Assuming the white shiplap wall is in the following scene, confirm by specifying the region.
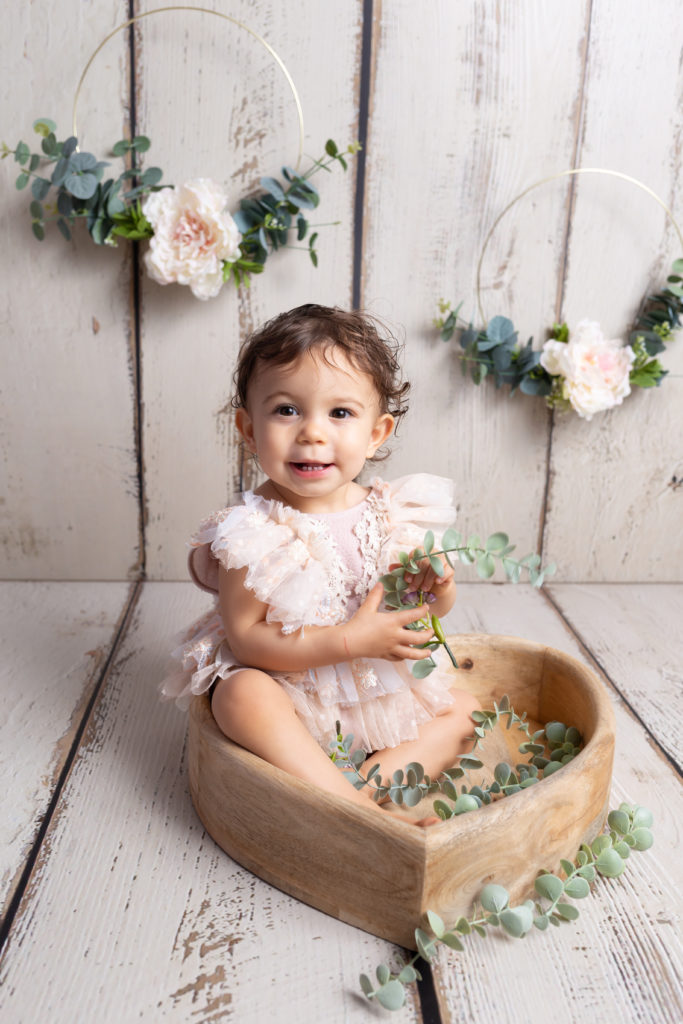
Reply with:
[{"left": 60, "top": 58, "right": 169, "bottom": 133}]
[{"left": 1, "top": 0, "right": 681, "bottom": 581}]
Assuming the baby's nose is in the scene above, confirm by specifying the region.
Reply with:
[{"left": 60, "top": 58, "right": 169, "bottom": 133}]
[{"left": 297, "top": 415, "right": 327, "bottom": 443}]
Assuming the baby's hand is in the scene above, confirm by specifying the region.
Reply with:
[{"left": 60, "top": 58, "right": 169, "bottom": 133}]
[
  {"left": 399, "top": 548, "right": 455, "bottom": 597},
  {"left": 342, "top": 583, "right": 434, "bottom": 662}
]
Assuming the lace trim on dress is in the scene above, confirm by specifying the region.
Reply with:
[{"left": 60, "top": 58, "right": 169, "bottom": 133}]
[{"left": 352, "top": 482, "right": 389, "bottom": 602}]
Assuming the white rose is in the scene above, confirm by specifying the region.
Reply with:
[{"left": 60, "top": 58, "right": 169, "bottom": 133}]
[
  {"left": 142, "top": 179, "right": 241, "bottom": 300},
  {"left": 540, "top": 319, "right": 635, "bottom": 420}
]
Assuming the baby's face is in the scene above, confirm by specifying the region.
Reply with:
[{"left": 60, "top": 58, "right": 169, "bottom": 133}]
[{"left": 236, "top": 347, "right": 394, "bottom": 512}]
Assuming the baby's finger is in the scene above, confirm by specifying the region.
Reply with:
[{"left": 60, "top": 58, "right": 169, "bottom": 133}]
[{"left": 398, "top": 643, "right": 435, "bottom": 661}]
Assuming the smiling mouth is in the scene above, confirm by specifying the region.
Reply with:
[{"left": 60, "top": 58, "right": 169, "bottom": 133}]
[{"left": 290, "top": 462, "right": 332, "bottom": 473}]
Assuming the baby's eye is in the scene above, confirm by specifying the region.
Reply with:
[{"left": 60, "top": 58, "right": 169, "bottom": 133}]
[
  {"left": 274, "top": 404, "right": 298, "bottom": 417},
  {"left": 330, "top": 408, "right": 354, "bottom": 419}
]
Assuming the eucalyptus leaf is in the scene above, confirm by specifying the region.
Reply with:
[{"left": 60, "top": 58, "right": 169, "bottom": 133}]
[
  {"left": 480, "top": 884, "right": 509, "bottom": 913},
  {"left": 534, "top": 873, "right": 564, "bottom": 901},
  {"left": 376, "top": 980, "right": 406, "bottom": 1011},
  {"left": 563, "top": 876, "right": 590, "bottom": 899}
]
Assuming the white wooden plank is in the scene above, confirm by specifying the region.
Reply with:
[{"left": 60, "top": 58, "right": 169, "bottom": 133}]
[
  {"left": 0, "top": 582, "right": 421, "bottom": 1023},
  {"left": 0, "top": 0, "right": 140, "bottom": 578},
  {"left": 0, "top": 581, "right": 132, "bottom": 918},
  {"left": 548, "top": 584, "right": 683, "bottom": 768},
  {"left": 139, "top": 0, "right": 362, "bottom": 579},
  {"left": 432, "top": 584, "right": 683, "bottom": 1023},
  {"left": 543, "top": 0, "right": 683, "bottom": 581},
  {"left": 361, "top": 0, "right": 591, "bottom": 566}
]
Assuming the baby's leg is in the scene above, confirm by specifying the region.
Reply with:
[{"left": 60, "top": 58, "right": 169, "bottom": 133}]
[
  {"left": 362, "top": 687, "right": 481, "bottom": 783},
  {"left": 211, "top": 670, "right": 435, "bottom": 825}
]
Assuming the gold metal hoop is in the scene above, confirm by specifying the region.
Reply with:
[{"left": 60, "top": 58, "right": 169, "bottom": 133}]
[
  {"left": 475, "top": 168, "right": 683, "bottom": 325},
  {"left": 72, "top": 5, "right": 305, "bottom": 170}
]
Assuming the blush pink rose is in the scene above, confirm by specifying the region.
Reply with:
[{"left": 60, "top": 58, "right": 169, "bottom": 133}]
[{"left": 540, "top": 320, "right": 635, "bottom": 420}]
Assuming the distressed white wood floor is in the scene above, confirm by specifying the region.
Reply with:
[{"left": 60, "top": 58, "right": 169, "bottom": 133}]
[{"left": 1, "top": 581, "right": 681, "bottom": 1024}]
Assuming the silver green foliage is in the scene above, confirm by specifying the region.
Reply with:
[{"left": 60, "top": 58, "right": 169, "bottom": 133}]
[
  {"left": 329, "top": 697, "right": 583, "bottom": 818},
  {"left": 2, "top": 120, "right": 357, "bottom": 287},
  {"left": 380, "top": 527, "right": 556, "bottom": 679},
  {"left": 360, "top": 803, "right": 655, "bottom": 1010}
]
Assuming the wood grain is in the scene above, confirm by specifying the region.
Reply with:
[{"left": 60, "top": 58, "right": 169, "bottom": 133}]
[
  {"left": 548, "top": 583, "right": 683, "bottom": 768},
  {"left": 360, "top": 0, "right": 590, "bottom": 564},
  {"left": 542, "top": 0, "right": 683, "bottom": 581},
  {"left": 0, "top": 582, "right": 421, "bottom": 1023},
  {"left": 189, "top": 632, "right": 614, "bottom": 949},
  {"left": 433, "top": 584, "right": 683, "bottom": 1024},
  {"left": 0, "top": 0, "right": 140, "bottom": 579},
  {"left": 0, "top": 581, "right": 133, "bottom": 917},
  {"left": 139, "top": 0, "right": 363, "bottom": 580}
]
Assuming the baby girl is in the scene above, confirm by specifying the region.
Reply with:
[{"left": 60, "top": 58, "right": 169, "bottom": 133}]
[{"left": 162, "top": 304, "right": 480, "bottom": 825}]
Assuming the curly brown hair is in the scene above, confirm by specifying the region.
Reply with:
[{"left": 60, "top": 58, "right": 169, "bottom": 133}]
[{"left": 232, "top": 304, "right": 409, "bottom": 457}]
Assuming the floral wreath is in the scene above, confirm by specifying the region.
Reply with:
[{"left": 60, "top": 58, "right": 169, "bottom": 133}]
[
  {"left": 435, "top": 169, "right": 683, "bottom": 420},
  {"left": 2, "top": 7, "right": 357, "bottom": 300}
]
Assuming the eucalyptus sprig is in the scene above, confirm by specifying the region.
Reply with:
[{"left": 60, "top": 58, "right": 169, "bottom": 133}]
[
  {"left": 380, "top": 527, "right": 556, "bottom": 678},
  {"left": 433, "top": 257, "right": 683, "bottom": 408},
  {"left": 329, "top": 697, "right": 583, "bottom": 816},
  {"left": 360, "top": 803, "right": 655, "bottom": 1011},
  {"left": 2, "top": 118, "right": 357, "bottom": 288}
]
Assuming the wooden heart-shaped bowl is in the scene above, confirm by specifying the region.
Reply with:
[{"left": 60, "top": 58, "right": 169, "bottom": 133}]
[{"left": 188, "top": 634, "right": 615, "bottom": 949}]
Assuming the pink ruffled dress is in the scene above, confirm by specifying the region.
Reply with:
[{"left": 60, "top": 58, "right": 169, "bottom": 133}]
[{"left": 160, "top": 474, "right": 458, "bottom": 753}]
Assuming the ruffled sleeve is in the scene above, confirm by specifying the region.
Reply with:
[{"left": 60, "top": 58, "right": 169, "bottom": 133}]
[
  {"left": 376, "top": 473, "right": 456, "bottom": 573},
  {"left": 188, "top": 494, "right": 345, "bottom": 633}
]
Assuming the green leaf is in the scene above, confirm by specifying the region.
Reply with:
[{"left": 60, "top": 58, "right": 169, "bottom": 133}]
[
  {"left": 112, "top": 139, "right": 130, "bottom": 157},
  {"left": 31, "top": 176, "right": 51, "bottom": 201},
  {"left": 359, "top": 973, "right": 374, "bottom": 997},
  {"left": 534, "top": 873, "right": 564, "bottom": 901},
  {"left": 563, "top": 876, "right": 590, "bottom": 899},
  {"left": 480, "top": 884, "right": 509, "bottom": 914},
  {"left": 534, "top": 915, "right": 549, "bottom": 930},
  {"left": 631, "top": 827, "right": 654, "bottom": 851},
  {"left": 325, "top": 139, "right": 339, "bottom": 157},
  {"left": 453, "top": 794, "right": 480, "bottom": 814},
  {"left": 41, "top": 132, "right": 57, "bottom": 156},
  {"left": 376, "top": 963, "right": 390, "bottom": 985},
  {"left": 69, "top": 151, "right": 97, "bottom": 172},
  {"left": 494, "top": 762, "right": 512, "bottom": 786},
  {"left": 554, "top": 901, "right": 580, "bottom": 921},
  {"left": 423, "top": 530, "right": 434, "bottom": 554},
  {"left": 65, "top": 171, "right": 98, "bottom": 199},
  {"left": 476, "top": 553, "right": 495, "bottom": 579},
  {"left": 415, "top": 928, "right": 435, "bottom": 962},
  {"left": 57, "top": 218, "right": 71, "bottom": 241},
  {"left": 499, "top": 905, "right": 533, "bottom": 937},
  {"left": 15, "top": 141, "right": 30, "bottom": 165},
  {"left": 31, "top": 222, "right": 45, "bottom": 241},
  {"left": 141, "top": 167, "right": 163, "bottom": 186},
  {"left": 376, "top": 980, "right": 406, "bottom": 1011},
  {"left": 632, "top": 807, "right": 654, "bottom": 829},
  {"left": 427, "top": 910, "right": 445, "bottom": 938},
  {"left": 486, "top": 315, "right": 516, "bottom": 344},
  {"left": 16, "top": 172, "right": 29, "bottom": 190},
  {"left": 33, "top": 117, "right": 57, "bottom": 137},
  {"left": 397, "top": 964, "right": 418, "bottom": 984},
  {"left": 441, "top": 528, "right": 461, "bottom": 551},
  {"left": 30, "top": 200, "right": 43, "bottom": 219},
  {"left": 411, "top": 657, "right": 436, "bottom": 679},
  {"left": 485, "top": 532, "right": 509, "bottom": 553},
  {"left": 595, "top": 848, "right": 627, "bottom": 878},
  {"left": 607, "top": 809, "right": 630, "bottom": 835},
  {"left": 560, "top": 859, "right": 575, "bottom": 877},
  {"left": 441, "top": 931, "right": 465, "bottom": 951},
  {"left": 260, "top": 176, "right": 286, "bottom": 201}
]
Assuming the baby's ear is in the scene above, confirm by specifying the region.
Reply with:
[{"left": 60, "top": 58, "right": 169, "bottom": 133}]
[
  {"left": 235, "top": 408, "right": 257, "bottom": 452},
  {"left": 367, "top": 412, "right": 395, "bottom": 456}
]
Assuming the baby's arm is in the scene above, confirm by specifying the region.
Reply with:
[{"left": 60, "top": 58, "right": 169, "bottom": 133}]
[{"left": 218, "top": 565, "right": 434, "bottom": 671}]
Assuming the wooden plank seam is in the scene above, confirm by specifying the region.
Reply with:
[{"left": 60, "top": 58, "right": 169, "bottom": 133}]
[
  {"left": 0, "top": 581, "right": 143, "bottom": 955},
  {"left": 542, "top": 586, "right": 682, "bottom": 777}
]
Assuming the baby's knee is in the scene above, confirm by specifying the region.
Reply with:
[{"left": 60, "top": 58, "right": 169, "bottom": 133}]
[
  {"left": 211, "top": 668, "right": 273, "bottom": 721},
  {"left": 449, "top": 688, "right": 482, "bottom": 721}
]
